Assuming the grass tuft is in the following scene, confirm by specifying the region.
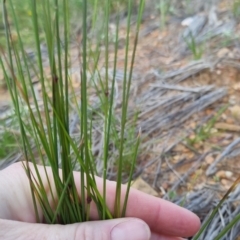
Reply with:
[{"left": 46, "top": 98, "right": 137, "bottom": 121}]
[{"left": 1, "top": 0, "right": 145, "bottom": 224}]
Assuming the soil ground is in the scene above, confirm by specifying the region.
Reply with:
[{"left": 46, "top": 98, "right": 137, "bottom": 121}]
[{"left": 118, "top": 0, "right": 240, "bottom": 200}]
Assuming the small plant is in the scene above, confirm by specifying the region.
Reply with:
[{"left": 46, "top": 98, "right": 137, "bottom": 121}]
[
  {"left": 0, "top": 113, "right": 22, "bottom": 160},
  {"left": 1, "top": 0, "right": 145, "bottom": 224},
  {"left": 184, "top": 0, "right": 193, "bottom": 14},
  {"left": 233, "top": 0, "right": 240, "bottom": 18},
  {"left": 168, "top": 190, "right": 177, "bottom": 201},
  {"left": 184, "top": 31, "right": 204, "bottom": 60},
  {"left": 156, "top": 0, "right": 171, "bottom": 29},
  {"left": 186, "top": 105, "right": 228, "bottom": 147},
  {"left": 0, "top": 128, "right": 17, "bottom": 158}
]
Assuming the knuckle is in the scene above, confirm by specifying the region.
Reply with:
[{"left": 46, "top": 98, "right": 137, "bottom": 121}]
[{"left": 75, "top": 224, "right": 109, "bottom": 240}]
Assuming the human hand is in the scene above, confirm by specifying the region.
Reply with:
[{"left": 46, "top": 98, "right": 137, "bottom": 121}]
[{"left": 0, "top": 162, "right": 200, "bottom": 240}]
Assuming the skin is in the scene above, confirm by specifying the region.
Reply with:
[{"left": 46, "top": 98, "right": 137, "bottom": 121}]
[{"left": 0, "top": 162, "right": 201, "bottom": 240}]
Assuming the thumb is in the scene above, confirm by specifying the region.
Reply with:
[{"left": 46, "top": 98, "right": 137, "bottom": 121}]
[{"left": 0, "top": 218, "right": 151, "bottom": 240}]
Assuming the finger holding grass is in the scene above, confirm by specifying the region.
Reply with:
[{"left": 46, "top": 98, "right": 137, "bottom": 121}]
[{"left": 0, "top": 162, "right": 200, "bottom": 240}]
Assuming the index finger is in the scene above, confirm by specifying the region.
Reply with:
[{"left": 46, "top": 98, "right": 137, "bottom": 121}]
[{"left": 92, "top": 176, "right": 200, "bottom": 238}]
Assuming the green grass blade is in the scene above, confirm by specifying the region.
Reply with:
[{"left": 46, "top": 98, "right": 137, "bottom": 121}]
[{"left": 193, "top": 176, "right": 240, "bottom": 239}]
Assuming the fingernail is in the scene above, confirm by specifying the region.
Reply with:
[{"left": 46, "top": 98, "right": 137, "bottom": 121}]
[{"left": 111, "top": 220, "right": 150, "bottom": 240}]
